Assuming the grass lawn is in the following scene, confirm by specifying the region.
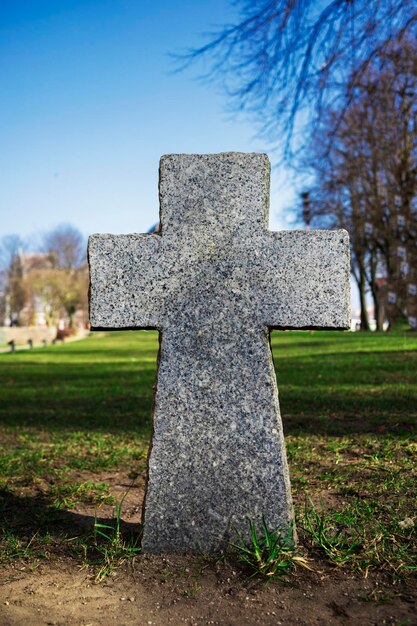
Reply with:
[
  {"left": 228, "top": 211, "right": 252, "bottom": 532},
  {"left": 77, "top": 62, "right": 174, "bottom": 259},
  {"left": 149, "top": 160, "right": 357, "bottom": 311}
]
[{"left": 0, "top": 329, "right": 416, "bottom": 582}]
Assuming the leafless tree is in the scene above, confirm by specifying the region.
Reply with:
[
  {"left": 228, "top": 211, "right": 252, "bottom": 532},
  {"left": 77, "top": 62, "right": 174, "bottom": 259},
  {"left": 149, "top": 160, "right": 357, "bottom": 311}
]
[
  {"left": 0, "top": 235, "right": 26, "bottom": 325},
  {"left": 6, "top": 254, "right": 27, "bottom": 326},
  {"left": 184, "top": 0, "right": 417, "bottom": 160},
  {"left": 0, "top": 234, "right": 24, "bottom": 274},
  {"left": 305, "top": 40, "right": 417, "bottom": 329},
  {"left": 43, "top": 223, "right": 85, "bottom": 270}
]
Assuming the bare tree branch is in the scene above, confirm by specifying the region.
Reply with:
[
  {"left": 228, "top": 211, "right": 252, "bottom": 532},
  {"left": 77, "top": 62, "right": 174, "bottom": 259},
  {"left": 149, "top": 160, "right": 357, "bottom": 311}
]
[{"left": 181, "top": 0, "right": 417, "bottom": 161}]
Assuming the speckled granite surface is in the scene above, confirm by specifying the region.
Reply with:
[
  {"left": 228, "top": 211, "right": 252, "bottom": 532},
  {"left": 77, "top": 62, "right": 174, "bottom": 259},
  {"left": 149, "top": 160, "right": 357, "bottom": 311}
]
[{"left": 88, "top": 153, "right": 350, "bottom": 552}]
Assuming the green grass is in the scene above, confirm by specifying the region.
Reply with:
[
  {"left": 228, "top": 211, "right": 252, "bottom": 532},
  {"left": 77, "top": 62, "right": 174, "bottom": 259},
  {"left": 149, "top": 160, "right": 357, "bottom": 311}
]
[
  {"left": 231, "top": 517, "right": 307, "bottom": 580},
  {"left": 90, "top": 494, "right": 141, "bottom": 581},
  {"left": 50, "top": 481, "right": 115, "bottom": 510},
  {"left": 0, "top": 328, "right": 416, "bottom": 579}
]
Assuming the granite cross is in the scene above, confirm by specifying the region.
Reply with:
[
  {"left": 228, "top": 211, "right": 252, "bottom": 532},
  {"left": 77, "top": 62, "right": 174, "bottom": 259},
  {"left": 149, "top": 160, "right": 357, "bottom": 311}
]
[{"left": 88, "top": 153, "right": 350, "bottom": 552}]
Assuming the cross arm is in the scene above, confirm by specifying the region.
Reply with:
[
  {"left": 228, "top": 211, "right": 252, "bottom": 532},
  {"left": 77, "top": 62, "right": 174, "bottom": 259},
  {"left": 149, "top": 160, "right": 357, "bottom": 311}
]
[
  {"left": 88, "top": 233, "right": 163, "bottom": 330},
  {"left": 258, "top": 230, "right": 350, "bottom": 330}
]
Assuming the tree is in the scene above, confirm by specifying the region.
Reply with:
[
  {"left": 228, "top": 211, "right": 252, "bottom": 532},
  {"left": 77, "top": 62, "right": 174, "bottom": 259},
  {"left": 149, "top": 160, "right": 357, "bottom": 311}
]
[
  {"left": 0, "top": 226, "right": 87, "bottom": 327},
  {"left": 0, "top": 234, "right": 24, "bottom": 294},
  {"left": 0, "top": 235, "right": 26, "bottom": 325},
  {"left": 305, "top": 41, "right": 417, "bottom": 329},
  {"left": 26, "top": 266, "right": 88, "bottom": 328},
  {"left": 41, "top": 224, "right": 87, "bottom": 326},
  {"left": 185, "top": 0, "right": 417, "bottom": 160},
  {"left": 43, "top": 224, "right": 85, "bottom": 270},
  {"left": 7, "top": 254, "right": 28, "bottom": 325},
  {"left": 0, "top": 234, "right": 24, "bottom": 271}
]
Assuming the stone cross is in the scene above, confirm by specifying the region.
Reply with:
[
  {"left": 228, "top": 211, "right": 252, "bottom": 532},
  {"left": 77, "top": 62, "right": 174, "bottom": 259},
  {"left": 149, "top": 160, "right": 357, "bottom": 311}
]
[{"left": 88, "top": 153, "right": 350, "bottom": 552}]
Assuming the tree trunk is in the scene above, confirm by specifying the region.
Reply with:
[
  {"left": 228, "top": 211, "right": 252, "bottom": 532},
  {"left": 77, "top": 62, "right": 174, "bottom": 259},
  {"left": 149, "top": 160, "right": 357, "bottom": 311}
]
[
  {"left": 368, "top": 251, "right": 382, "bottom": 331},
  {"left": 353, "top": 261, "right": 370, "bottom": 331},
  {"left": 369, "top": 283, "right": 381, "bottom": 331},
  {"left": 358, "top": 275, "right": 370, "bottom": 331}
]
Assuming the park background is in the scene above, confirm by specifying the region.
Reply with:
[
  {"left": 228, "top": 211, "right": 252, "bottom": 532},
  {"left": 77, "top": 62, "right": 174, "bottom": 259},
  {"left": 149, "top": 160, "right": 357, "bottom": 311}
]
[
  {"left": 2, "top": 0, "right": 416, "bottom": 335},
  {"left": 0, "top": 2, "right": 416, "bottom": 625}
]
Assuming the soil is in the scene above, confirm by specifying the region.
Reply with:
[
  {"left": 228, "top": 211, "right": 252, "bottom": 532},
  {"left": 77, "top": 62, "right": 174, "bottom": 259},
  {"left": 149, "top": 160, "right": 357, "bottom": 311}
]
[
  {"left": 1, "top": 555, "right": 416, "bottom": 626},
  {"left": 1, "top": 474, "right": 416, "bottom": 626}
]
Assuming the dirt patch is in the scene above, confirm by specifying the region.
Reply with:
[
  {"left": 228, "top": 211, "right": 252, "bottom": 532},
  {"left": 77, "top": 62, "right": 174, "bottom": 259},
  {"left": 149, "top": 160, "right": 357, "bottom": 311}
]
[
  {"left": 1, "top": 467, "right": 416, "bottom": 626},
  {"left": 1, "top": 555, "right": 416, "bottom": 626}
]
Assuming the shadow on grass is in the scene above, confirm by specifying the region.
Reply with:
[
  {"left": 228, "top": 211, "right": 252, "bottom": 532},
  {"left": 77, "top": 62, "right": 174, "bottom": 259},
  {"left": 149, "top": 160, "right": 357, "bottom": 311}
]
[
  {"left": 0, "top": 367, "right": 415, "bottom": 436},
  {"left": 0, "top": 489, "right": 141, "bottom": 558},
  {"left": 282, "top": 412, "right": 415, "bottom": 437},
  {"left": 0, "top": 335, "right": 415, "bottom": 436}
]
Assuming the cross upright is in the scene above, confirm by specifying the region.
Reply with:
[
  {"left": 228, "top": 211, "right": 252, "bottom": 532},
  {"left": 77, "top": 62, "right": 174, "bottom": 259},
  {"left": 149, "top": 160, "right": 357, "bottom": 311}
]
[{"left": 88, "top": 153, "right": 350, "bottom": 552}]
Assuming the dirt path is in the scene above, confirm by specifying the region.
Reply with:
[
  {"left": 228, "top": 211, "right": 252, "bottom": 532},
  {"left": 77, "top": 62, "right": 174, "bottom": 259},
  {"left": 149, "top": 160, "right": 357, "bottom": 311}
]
[{"left": 1, "top": 555, "right": 416, "bottom": 626}]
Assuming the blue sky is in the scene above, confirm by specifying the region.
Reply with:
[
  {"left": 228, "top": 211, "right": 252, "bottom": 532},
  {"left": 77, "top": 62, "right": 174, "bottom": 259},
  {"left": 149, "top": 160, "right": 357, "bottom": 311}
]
[{"left": 0, "top": 0, "right": 297, "bottom": 244}]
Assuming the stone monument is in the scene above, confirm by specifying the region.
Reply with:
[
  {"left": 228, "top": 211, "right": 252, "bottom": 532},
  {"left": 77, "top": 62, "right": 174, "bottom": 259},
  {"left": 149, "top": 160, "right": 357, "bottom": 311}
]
[{"left": 88, "top": 153, "right": 350, "bottom": 552}]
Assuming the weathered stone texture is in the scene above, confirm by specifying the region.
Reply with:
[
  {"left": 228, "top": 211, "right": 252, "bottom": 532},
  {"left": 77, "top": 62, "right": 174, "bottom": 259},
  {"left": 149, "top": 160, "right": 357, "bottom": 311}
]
[{"left": 88, "top": 152, "right": 350, "bottom": 552}]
